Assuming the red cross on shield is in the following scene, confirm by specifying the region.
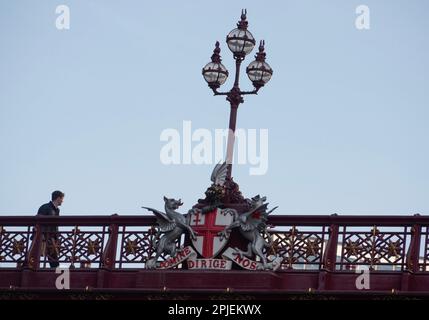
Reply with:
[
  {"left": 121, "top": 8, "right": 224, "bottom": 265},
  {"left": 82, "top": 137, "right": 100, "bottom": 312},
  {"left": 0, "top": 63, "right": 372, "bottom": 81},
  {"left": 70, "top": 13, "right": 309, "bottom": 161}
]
[{"left": 189, "top": 208, "right": 234, "bottom": 258}]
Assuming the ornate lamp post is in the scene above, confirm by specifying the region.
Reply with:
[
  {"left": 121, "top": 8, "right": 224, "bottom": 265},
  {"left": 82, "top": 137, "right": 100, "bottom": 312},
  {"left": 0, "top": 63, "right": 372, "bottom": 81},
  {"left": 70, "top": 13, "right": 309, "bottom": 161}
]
[{"left": 202, "top": 9, "right": 273, "bottom": 204}]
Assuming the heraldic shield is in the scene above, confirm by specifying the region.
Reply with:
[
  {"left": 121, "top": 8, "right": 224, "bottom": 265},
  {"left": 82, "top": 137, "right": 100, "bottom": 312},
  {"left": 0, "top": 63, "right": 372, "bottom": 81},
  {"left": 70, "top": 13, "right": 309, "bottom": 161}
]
[{"left": 189, "top": 208, "right": 234, "bottom": 258}]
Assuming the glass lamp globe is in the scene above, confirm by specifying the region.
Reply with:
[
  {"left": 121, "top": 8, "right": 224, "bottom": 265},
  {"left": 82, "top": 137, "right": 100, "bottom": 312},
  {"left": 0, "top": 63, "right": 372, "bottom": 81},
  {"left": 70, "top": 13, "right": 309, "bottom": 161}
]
[
  {"left": 202, "top": 42, "right": 229, "bottom": 89},
  {"left": 246, "top": 40, "right": 273, "bottom": 89},
  {"left": 226, "top": 10, "right": 256, "bottom": 58}
]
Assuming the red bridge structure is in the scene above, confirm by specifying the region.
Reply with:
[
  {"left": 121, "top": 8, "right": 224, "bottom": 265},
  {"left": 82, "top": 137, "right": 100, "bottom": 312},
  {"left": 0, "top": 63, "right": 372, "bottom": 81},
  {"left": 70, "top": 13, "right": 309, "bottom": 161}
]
[{"left": 0, "top": 214, "right": 428, "bottom": 300}]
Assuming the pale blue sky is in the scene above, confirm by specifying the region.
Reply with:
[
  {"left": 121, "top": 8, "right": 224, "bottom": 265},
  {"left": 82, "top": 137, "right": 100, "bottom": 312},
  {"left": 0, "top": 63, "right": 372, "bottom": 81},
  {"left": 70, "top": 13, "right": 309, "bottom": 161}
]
[{"left": 0, "top": 0, "right": 428, "bottom": 215}]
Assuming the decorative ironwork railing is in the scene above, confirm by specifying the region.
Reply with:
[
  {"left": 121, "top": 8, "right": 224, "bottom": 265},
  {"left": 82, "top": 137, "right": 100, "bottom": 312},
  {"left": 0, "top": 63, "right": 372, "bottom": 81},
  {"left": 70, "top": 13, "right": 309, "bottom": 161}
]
[{"left": 0, "top": 215, "right": 428, "bottom": 272}]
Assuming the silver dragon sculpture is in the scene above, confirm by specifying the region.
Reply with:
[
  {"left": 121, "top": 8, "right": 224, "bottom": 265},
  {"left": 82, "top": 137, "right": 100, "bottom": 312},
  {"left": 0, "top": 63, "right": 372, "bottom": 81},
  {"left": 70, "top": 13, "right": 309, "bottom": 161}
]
[
  {"left": 142, "top": 196, "right": 197, "bottom": 269},
  {"left": 219, "top": 195, "right": 278, "bottom": 269}
]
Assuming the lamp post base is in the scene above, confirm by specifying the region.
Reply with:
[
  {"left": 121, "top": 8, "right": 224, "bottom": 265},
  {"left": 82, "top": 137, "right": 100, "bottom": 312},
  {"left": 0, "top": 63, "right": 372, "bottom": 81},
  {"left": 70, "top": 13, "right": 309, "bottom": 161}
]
[{"left": 194, "top": 176, "right": 249, "bottom": 213}]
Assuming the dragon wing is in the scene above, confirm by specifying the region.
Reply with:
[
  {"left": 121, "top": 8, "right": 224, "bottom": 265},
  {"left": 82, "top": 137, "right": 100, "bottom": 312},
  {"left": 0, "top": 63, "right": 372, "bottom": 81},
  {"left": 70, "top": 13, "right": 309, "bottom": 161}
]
[
  {"left": 142, "top": 206, "right": 177, "bottom": 232},
  {"left": 210, "top": 162, "right": 228, "bottom": 186},
  {"left": 240, "top": 203, "right": 278, "bottom": 232}
]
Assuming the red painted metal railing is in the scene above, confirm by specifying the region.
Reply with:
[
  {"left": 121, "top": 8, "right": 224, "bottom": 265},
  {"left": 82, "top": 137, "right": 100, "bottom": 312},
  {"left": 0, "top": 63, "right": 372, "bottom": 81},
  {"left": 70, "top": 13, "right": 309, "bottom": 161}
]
[
  {"left": 1, "top": 214, "right": 429, "bottom": 299},
  {"left": 1, "top": 214, "right": 428, "bottom": 272}
]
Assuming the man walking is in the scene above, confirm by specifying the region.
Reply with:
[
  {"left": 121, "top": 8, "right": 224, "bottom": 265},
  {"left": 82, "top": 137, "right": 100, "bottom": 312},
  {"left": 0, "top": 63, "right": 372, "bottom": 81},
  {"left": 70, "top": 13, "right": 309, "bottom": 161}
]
[{"left": 37, "top": 190, "right": 65, "bottom": 268}]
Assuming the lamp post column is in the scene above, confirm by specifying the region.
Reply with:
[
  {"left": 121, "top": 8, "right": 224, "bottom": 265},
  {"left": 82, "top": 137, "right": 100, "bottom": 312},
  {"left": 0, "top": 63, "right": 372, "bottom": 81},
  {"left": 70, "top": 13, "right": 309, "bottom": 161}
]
[
  {"left": 225, "top": 57, "right": 244, "bottom": 179},
  {"left": 201, "top": 10, "right": 273, "bottom": 207}
]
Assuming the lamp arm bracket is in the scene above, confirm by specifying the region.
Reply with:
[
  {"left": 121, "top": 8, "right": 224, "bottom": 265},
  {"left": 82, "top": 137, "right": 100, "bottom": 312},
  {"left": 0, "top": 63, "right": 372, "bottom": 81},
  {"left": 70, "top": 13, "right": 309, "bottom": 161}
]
[
  {"left": 212, "top": 88, "right": 229, "bottom": 96},
  {"left": 240, "top": 88, "right": 260, "bottom": 95}
]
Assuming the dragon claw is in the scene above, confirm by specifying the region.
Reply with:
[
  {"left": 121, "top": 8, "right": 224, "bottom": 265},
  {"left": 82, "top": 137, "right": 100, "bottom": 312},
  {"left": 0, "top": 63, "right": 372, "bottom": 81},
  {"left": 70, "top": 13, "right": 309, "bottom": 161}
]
[
  {"left": 218, "top": 230, "right": 230, "bottom": 240},
  {"left": 190, "top": 231, "right": 198, "bottom": 241}
]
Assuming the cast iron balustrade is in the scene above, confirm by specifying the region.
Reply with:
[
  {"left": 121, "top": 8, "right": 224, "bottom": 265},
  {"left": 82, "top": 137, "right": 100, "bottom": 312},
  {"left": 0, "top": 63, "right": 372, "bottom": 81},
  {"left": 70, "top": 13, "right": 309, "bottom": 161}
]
[
  {"left": 0, "top": 214, "right": 428, "bottom": 271},
  {"left": 1, "top": 214, "right": 429, "bottom": 297}
]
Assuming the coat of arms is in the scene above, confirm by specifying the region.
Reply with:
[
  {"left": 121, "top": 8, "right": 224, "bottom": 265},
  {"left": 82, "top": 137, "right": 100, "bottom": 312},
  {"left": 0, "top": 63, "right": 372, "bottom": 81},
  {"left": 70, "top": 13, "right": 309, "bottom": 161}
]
[{"left": 142, "top": 163, "right": 283, "bottom": 271}]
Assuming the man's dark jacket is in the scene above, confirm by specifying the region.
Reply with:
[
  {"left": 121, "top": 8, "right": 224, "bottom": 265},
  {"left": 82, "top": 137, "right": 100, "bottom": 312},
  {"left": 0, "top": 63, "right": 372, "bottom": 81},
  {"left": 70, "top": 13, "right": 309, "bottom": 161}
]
[{"left": 37, "top": 202, "right": 59, "bottom": 233}]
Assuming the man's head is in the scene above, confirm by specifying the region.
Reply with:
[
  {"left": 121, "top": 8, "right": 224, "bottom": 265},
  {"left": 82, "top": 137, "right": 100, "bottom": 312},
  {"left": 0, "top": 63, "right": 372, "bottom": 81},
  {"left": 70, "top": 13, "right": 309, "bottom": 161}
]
[{"left": 51, "top": 190, "right": 65, "bottom": 207}]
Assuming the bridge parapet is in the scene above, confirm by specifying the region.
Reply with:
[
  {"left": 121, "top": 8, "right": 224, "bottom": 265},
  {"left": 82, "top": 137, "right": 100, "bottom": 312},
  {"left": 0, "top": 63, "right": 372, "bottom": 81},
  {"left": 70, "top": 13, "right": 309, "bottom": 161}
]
[
  {"left": 1, "top": 215, "right": 428, "bottom": 297},
  {"left": 0, "top": 215, "right": 428, "bottom": 271}
]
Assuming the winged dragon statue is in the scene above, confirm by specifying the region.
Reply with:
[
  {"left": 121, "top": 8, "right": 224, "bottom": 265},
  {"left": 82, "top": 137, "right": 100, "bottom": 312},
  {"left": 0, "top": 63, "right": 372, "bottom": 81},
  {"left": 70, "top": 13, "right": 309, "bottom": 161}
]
[
  {"left": 219, "top": 195, "right": 279, "bottom": 269},
  {"left": 142, "top": 196, "right": 197, "bottom": 269}
]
